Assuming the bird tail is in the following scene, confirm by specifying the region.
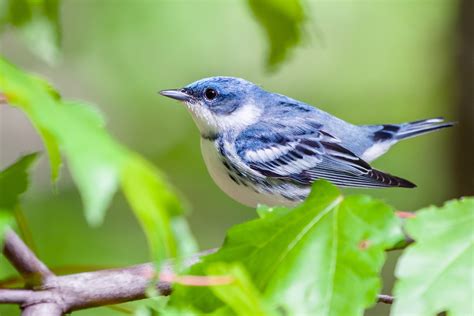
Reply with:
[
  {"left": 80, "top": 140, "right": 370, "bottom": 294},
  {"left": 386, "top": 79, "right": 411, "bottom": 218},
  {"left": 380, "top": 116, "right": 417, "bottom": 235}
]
[
  {"left": 368, "top": 169, "right": 417, "bottom": 188},
  {"left": 394, "top": 117, "right": 454, "bottom": 140}
]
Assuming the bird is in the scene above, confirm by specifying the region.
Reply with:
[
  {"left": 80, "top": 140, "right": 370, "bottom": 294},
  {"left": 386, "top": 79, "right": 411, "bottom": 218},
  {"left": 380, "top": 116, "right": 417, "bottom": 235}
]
[{"left": 160, "top": 77, "right": 453, "bottom": 207}]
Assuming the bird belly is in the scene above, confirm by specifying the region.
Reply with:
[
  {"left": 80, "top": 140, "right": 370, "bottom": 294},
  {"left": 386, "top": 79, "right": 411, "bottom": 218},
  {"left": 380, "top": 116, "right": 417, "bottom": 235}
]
[
  {"left": 361, "top": 141, "right": 394, "bottom": 162},
  {"left": 200, "top": 139, "right": 299, "bottom": 208}
]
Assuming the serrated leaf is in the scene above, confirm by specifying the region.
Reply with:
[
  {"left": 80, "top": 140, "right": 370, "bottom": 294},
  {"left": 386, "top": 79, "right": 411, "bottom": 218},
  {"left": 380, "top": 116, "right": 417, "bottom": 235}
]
[
  {"left": 247, "top": 0, "right": 305, "bottom": 71},
  {"left": 206, "top": 262, "right": 273, "bottom": 316},
  {"left": 0, "top": 153, "right": 38, "bottom": 211},
  {"left": 392, "top": 198, "right": 474, "bottom": 316},
  {"left": 0, "top": 57, "right": 196, "bottom": 263},
  {"left": 172, "top": 181, "right": 404, "bottom": 315},
  {"left": 0, "top": 57, "right": 131, "bottom": 225},
  {"left": 3, "top": 59, "right": 123, "bottom": 225},
  {"left": 53, "top": 101, "right": 124, "bottom": 225},
  {"left": 0, "top": 153, "right": 38, "bottom": 245}
]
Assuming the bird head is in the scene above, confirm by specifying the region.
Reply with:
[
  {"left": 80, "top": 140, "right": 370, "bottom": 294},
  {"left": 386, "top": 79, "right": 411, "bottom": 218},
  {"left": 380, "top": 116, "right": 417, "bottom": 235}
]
[{"left": 160, "top": 77, "right": 264, "bottom": 138}]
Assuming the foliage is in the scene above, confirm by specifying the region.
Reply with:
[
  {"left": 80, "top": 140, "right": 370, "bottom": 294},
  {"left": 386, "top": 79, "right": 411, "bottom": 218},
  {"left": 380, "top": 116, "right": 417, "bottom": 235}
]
[
  {"left": 170, "top": 181, "right": 405, "bottom": 315},
  {"left": 0, "top": 0, "right": 61, "bottom": 64},
  {"left": 0, "top": 153, "right": 37, "bottom": 213},
  {"left": 247, "top": 0, "right": 305, "bottom": 71},
  {"left": 0, "top": 0, "right": 305, "bottom": 70},
  {"left": 392, "top": 198, "right": 474, "bottom": 316},
  {"left": 0, "top": 153, "right": 37, "bottom": 245},
  {"left": 164, "top": 184, "right": 473, "bottom": 315},
  {"left": 206, "top": 263, "right": 272, "bottom": 316},
  {"left": 0, "top": 59, "right": 195, "bottom": 263}
]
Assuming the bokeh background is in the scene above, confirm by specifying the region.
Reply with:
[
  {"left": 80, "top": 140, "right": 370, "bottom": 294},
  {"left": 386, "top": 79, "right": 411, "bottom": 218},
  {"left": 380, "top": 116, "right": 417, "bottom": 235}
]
[{"left": 1, "top": 0, "right": 472, "bottom": 315}]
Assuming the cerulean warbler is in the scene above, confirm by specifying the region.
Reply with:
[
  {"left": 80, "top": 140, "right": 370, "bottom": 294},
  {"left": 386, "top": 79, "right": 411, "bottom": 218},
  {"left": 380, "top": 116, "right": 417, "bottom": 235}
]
[{"left": 160, "top": 77, "right": 453, "bottom": 207}]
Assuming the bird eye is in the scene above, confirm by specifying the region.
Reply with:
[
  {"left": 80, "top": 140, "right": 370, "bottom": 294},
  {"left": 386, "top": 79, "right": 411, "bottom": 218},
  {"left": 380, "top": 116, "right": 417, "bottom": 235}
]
[{"left": 204, "top": 88, "right": 218, "bottom": 100}]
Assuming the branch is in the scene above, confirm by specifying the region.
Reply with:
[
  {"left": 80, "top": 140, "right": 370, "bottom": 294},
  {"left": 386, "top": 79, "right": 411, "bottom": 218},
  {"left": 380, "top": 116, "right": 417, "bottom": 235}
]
[
  {"left": 1, "top": 229, "right": 215, "bottom": 314},
  {"left": 2, "top": 229, "right": 54, "bottom": 286},
  {"left": 386, "top": 211, "right": 416, "bottom": 251},
  {"left": 1, "top": 230, "right": 393, "bottom": 314},
  {"left": 0, "top": 289, "right": 34, "bottom": 304},
  {"left": 55, "top": 263, "right": 164, "bottom": 310},
  {"left": 386, "top": 236, "right": 415, "bottom": 251},
  {"left": 22, "top": 303, "right": 63, "bottom": 316},
  {"left": 377, "top": 294, "right": 394, "bottom": 304}
]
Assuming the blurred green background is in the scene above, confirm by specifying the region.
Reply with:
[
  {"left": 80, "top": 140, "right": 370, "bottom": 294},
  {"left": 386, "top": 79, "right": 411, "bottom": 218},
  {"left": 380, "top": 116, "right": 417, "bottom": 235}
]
[{"left": 0, "top": 0, "right": 468, "bottom": 315}]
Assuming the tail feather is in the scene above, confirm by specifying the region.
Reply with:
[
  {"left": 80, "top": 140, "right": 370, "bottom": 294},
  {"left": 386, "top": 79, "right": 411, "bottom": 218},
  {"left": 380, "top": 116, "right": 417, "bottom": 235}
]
[
  {"left": 368, "top": 169, "right": 416, "bottom": 188},
  {"left": 365, "top": 117, "right": 454, "bottom": 162},
  {"left": 395, "top": 117, "right": 454, "bottom": 140}
]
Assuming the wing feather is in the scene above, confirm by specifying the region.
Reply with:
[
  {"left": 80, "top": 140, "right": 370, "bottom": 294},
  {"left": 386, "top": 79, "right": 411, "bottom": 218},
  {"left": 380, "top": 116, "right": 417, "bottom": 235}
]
[{"left": 235, "top": 123, "right": 415, "bottom": 188}]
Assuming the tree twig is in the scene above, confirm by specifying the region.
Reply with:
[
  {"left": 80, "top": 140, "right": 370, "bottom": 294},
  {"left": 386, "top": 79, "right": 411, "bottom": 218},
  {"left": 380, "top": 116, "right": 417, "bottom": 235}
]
[
  {"left": 0, "top": 289, "right": 34, "bottom": 304},
  {"left": 3, "top": 229, "right": 54, "bottom": 286},
  {"left": 22, "top": 303, "right": 63, "bottom": 316},
  {"left": 1, "top": 229, "right": 215, "bottom": 314},
  {"left": 386, "top": 236, "right": 415, "bottom": 251},
  {"left": 377, "top": 294, "right": 394, "bottom": 304},
  {"left": 14, "top": 206, "right": 39, "bottom": 255}
]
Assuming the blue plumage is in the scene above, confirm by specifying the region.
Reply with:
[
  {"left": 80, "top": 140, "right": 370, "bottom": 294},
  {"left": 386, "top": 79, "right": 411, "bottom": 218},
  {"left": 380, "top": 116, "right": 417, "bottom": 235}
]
[{"left": 160, "top": 77, "right": 454, "bottom": 207}]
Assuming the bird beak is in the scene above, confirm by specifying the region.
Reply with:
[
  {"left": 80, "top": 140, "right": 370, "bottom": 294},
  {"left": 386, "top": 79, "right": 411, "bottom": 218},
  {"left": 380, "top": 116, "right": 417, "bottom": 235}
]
[{"left": 159, "top": 89, "right": 192, "bottom": 102}]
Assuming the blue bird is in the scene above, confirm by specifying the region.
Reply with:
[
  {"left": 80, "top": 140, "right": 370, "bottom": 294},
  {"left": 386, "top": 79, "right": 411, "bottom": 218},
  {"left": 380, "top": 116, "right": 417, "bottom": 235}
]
[{"left": 160, "top": 77, "right": 453, "bottom": 207}]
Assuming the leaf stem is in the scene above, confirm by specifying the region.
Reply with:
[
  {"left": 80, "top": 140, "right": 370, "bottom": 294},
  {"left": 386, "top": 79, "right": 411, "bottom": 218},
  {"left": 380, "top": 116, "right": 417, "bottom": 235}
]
[{"left": 14, "top": 206, "right": 38, "bottom": 255}]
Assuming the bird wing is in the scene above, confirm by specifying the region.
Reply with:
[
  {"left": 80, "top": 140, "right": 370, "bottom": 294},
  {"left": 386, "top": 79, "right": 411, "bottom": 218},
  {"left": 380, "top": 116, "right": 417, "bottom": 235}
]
[{"left": 235, "top": 122, "right": 415, "bottom": 188}]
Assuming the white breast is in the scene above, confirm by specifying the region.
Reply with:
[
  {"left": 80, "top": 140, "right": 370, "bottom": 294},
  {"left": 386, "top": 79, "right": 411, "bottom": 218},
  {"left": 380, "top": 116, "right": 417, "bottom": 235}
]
[{"left": 200, "top": 138, "right": 297, "bottom": 208}]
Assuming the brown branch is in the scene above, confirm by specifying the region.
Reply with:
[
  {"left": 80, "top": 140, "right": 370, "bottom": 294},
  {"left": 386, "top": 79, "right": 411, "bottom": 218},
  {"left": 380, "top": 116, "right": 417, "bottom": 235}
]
[
  {"left": 377, "top": 294, "right": 394, "bottom": 304},
  {"left": 0, "top": 289, "right": 34, "bottom": 304},
  {"left": 386, "top": 211, "right": 416, "bottom": 251},
  {"left": 1, "top": 229, "right": 215, "bottom": 314},
  {"left": 22, "top": 303, "right": 63, "bottom": 316},
  {"left": 1, "top": 229, "right": 393, "bottom": 315},
  {"left": 3, "top": 229, "right": 54, "bottom": 286},
  {"left": 386, "top": 236, "right": 415, "bottom": 252}
]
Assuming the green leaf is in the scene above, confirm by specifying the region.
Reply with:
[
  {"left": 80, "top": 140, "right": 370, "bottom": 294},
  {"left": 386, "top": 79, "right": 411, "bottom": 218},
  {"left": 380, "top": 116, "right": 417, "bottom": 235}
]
[
  {"left": 172, "top": 181, "right": 404, "bottom": 315},
  {"left": 37, "top": 127, "right": 61, "bottom": 182},
  {"left": 121, "top": 155, "right": 181, "bottom": 261},
  {"left": 0, "top": 153, "right": 38, "bottom": 245},
  {"left": 26, "top": 75, "right": 62, "bottom": 183},
  {"left": 206, "top": 262, "right": 273, "bottom": 316},
  {"left": 247, "top": 0, "right": 305, "bottom": 71},
  {"left": 0, "top": 153, "right": 38, "bottom": 211},
  {"left": 392, "top": 198, "right": 474, "bottom": 316},
  {"left": 0, "top": 57, "right": 125, "bottom": 225},
  {"left": 256, "top": 204, "right": 290, "bottom": 219},
  {"left": 55, "top": 101, "right": 125, "bottom": 225},
  {"left": 0, "top": 57, "right": 195, "bottom": 262},
  {"left": 0, "top": 210, "right": 14, "bottom": 246},
  {"left": 155, "top": 306, "right": 201, "bottom": 316},
  {"left": 2, "top": 0, "right": 61, "bottom": 63}
]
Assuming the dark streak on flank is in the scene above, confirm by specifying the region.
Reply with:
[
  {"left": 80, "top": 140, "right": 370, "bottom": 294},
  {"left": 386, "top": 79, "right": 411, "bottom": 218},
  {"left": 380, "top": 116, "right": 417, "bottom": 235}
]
[
  {"left": 228, "top": 173, "right": 240, "bottom": 185},
  {"left": 222, "top": 160, "right": 231, "bottom": 171}
]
